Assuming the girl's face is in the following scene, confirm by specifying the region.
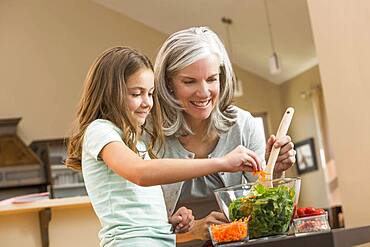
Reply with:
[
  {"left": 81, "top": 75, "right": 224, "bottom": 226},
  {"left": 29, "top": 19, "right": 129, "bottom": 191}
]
[
  {"left": 126, "top": 68, "right": 154, "bottom": 126},
  {"left": 171, "top": 55, "right": 220, "bottom": 123}
]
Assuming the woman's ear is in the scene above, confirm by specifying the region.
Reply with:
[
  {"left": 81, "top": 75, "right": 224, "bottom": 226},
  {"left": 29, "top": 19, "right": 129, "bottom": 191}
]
[{"left": 167, "top": 83, "right": 174, "bottom": 93}]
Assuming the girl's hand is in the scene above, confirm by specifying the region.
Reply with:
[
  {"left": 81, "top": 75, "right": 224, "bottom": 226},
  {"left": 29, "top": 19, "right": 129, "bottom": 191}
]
[
  {"left": 169, "top": 207, "right": 195, "bottom": 233},
  {"left": 265, "top": 135, "right": 296, "bottom": 178},
  {"left": 189, "top": 211, "right": 228, "bottom": 240},
  {"left": 220, "top": 145, "right": 262, "bottom": 173}
]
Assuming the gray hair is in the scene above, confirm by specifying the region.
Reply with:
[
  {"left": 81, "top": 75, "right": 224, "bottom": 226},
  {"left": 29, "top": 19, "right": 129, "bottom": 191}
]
[{"left": 154, "top": 26, "right": 237, "bottom": 137}]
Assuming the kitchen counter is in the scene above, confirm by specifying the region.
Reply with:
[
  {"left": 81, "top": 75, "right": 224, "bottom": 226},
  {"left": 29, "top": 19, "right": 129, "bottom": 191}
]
[
  {"left": 207, "top": 225, "right": 370, "bottom": 247},
  {"left": 0, "top": 196, "right": 100, "bottom": 247},
  {"left": 247, "top": 226, "right": 370, "bottom": 247},
  {"left": 2, "top": 197, "right": 370, "bottom": 247},
  {"left": 0, "top": 196, "right": 90, "bottom": 215}
]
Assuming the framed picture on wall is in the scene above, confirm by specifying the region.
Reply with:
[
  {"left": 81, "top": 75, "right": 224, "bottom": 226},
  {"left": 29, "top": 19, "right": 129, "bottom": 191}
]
[{"left": 295, "top": 138, "right": 318, "bottom": 175}]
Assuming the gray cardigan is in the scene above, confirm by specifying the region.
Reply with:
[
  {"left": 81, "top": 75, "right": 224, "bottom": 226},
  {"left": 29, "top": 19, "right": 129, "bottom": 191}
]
[{"left": 160, "top": 106, "right": 266, "bottom": 216}]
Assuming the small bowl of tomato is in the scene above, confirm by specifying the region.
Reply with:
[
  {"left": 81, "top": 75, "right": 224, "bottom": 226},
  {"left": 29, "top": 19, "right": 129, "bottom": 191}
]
[{"left": 293, "top": 207, "right": 331, "bottom": 235}]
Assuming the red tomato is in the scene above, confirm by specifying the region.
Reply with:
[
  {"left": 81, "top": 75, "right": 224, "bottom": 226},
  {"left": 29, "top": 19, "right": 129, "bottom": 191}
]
[
  {"left": 297, "top": 207, "right": 326, "bottom": 217},
  {"left": 297, "top": 208, "right": 306, "bottom": 217},
  {"left": 304, "top": 207, "right": 317, "bottom": 215},
  {"left": 314, "top": 208, "right": 326, "bottom": 215}
]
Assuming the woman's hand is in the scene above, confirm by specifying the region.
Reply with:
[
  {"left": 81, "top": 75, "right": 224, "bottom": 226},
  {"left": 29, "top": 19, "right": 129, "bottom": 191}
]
[
  {"left": 189, "top": 211, "right": 228, "bottom": 240},
  {"left": 169, "top": 206, "right": 195, "bottom": 233},
  {"left": 220, "top": 145, "right": 262, "bottom": 173},
  {"left": 265, "top": 135, "right": 296, "bottom": 178}
]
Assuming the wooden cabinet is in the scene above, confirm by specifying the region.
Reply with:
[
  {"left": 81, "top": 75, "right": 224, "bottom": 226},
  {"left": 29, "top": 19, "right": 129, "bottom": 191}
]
[
  {"left": 0, "top": 118, "right": 47, "bottom": 200},
  {"left": 30, "top": 138, "right": 87, "bottom": 198}
]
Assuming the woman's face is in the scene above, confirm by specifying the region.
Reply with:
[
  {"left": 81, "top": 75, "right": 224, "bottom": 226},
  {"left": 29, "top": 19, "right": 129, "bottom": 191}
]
[
  {"left": 126, "top": 68, "right": 154, "bottom": 126},
  {"left": 171, "top": 55, "right": 220, "bottom": 122}
]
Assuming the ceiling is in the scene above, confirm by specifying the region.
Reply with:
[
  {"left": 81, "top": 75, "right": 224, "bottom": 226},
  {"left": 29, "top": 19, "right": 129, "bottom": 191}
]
[{"left": 93, "top": 0, "right": 318, "bottom": 84}]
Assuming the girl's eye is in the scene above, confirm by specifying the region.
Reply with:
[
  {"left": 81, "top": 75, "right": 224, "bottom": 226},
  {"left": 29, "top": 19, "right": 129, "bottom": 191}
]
[{"left": 131, "top": 93, "right": 141, "bottom": 97}]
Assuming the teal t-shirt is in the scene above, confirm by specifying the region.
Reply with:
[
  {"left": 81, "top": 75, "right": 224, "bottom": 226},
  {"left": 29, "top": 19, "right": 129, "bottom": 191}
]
[{"left": 82, "top": 119, "right": 175, "bottom": 247}]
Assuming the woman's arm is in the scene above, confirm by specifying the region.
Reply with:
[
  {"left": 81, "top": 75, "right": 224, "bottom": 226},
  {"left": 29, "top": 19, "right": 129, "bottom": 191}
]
[
  {"left": 176, "top": 231, "right": 197, "bottom": 243},
  {"left": 175, "top": 211, "right": 228, "bottom": 243},
  {"left": 100, "top": 141, "right": 261, "bottom": 186}
]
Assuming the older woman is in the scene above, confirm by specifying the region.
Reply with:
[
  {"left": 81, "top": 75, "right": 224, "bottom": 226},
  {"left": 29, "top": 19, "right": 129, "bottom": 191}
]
[{"left": 154, "top": 26, "right": 296, "bottom": 246}]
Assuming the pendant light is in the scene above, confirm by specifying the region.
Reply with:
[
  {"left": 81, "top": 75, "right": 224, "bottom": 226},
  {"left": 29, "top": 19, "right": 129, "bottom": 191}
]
[
  {"left": 221, "top": 17, "right": 243, "bottom": 97},
  {"left": 264, "top": 0, "right": 282, "bottom": 74},
  {"left": 221, "top": 17, "right": 234, "bottom": 60}
]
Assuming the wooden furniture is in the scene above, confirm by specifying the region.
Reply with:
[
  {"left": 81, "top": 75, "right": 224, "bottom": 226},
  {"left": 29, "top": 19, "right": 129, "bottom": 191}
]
[
  {"left": 0, "top": 118, "right": 47, "bottom": 200},
  {"left": 29, "top": 138, "right": 87, "bottom": 199},
  {"left": 0, "top": 196, "right": 100, "bottom": 247}
]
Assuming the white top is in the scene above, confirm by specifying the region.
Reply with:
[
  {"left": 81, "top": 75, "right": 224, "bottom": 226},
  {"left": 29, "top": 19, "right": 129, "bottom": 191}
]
[{"left": 82, "top": 119, "right": 175, "bottom": 247}]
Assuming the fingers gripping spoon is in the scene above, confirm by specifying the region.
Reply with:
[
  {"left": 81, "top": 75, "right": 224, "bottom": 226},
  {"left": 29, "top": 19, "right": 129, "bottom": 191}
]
[{"left": 260, "top": 107, "right": 295, "bottom": 184}]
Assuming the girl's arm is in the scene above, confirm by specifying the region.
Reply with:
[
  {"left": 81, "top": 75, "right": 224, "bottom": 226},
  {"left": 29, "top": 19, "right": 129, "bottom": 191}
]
[
  {"left": 100, "top": 141, "right": 261, "bottom": 186},
  {"left": 169, "top": 206, "right": 194, "bottom": 233}
]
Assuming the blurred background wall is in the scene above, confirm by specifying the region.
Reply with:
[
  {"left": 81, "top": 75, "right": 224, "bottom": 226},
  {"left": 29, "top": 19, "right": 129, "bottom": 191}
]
[{"left": 1, "top": 0, "right": 369, "bottom": 233}]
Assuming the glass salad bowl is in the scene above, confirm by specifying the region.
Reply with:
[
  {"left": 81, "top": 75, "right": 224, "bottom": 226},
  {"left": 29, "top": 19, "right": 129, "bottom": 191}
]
[{"left": 214, "top": 177, "right": 301, "bottom": 239}]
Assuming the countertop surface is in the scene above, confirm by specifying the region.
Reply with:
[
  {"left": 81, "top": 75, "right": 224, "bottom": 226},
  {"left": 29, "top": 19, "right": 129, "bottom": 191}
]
[
  {"left": 0, "top": 196, "right": 91, "bottom": 215},
  {"left": 207, "top": 225, "right": 370, "bottom": 247}
]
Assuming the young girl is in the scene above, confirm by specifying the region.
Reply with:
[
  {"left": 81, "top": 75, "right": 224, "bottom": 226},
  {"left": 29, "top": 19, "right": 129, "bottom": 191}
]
[{"left": 66, "top": 46, "right": 261, "bottom": 247}]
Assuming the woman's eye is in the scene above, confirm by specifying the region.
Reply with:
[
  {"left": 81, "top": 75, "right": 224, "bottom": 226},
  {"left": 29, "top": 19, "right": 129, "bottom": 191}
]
[
  {"left": 131, "top": 93, "right": 141, "bottom": 97},
  {"left": 183, "top": 80, "right": 195, "bottom": 84},
  {"left": 207, "top": 77, "right": 218, "bottom": 82}
]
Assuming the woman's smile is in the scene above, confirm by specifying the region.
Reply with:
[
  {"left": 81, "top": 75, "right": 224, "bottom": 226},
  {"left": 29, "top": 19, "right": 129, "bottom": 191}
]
[{"left": 190, "top": 98, "right": 212, "bottom": 108}]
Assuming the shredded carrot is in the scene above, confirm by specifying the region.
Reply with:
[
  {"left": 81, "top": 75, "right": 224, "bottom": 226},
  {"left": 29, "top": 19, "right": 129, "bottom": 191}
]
[
  {"left": 253, "top": 170, "right": 270, "bottom": 181},
  {"left": 210, "top": 220, "right": 248, "bottom": 243}
]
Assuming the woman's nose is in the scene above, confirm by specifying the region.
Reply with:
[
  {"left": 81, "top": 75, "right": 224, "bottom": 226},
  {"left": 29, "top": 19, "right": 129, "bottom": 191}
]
[{"left": 196, "top": 81, "right": 211, "bottom": 97}]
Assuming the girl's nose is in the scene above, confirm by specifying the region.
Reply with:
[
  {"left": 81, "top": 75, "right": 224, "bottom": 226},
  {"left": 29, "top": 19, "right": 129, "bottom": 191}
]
[{"left": 141, "top": 95, "right": 152, "bottom": 107}]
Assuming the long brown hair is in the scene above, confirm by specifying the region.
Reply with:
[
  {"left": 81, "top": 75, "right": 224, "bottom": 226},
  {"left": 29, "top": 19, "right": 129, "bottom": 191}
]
[{"left": 66, "top": 47, "right": 163, "bottom": 171}]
